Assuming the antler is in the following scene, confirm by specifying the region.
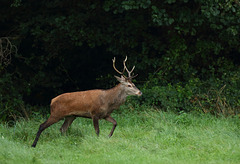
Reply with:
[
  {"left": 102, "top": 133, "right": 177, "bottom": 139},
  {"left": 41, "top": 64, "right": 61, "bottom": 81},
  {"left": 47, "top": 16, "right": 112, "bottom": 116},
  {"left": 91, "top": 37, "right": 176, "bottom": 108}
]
[
  {"left": 112, "top": 56, "right": 138, "bottom": 79},
  {"left": 112, "top": 56, "right": 127, "bottom": 78},
  {"left": 123, "top": 56, "right": 136, "bottom": 78}
]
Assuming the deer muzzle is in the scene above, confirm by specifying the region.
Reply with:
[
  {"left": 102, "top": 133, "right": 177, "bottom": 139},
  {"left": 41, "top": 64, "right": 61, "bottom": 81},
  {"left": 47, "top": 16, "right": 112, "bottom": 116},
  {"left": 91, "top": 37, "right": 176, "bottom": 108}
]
[{"left": 137, "top": 91, "right": 142, "bottom": 96}]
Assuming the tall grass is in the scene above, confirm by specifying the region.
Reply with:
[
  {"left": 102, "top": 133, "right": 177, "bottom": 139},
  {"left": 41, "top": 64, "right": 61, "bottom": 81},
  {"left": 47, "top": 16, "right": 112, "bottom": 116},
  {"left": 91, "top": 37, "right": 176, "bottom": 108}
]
[{"left": 0, "top": 107, "right": 239, "bottom": 164}]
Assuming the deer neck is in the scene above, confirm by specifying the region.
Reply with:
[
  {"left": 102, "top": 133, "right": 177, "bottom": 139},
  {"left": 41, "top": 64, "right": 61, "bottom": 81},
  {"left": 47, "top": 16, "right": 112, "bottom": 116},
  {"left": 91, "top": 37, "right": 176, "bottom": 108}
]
[{"left": 106, "top": 83, "right": 127, "bottom": 108}]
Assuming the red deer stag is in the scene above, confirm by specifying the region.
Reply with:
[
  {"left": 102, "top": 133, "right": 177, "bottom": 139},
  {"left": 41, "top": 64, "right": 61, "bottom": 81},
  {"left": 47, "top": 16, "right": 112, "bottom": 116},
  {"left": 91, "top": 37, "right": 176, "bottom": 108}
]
[{"left": 32, "top": 56, "right": 142, "bottom": 147}]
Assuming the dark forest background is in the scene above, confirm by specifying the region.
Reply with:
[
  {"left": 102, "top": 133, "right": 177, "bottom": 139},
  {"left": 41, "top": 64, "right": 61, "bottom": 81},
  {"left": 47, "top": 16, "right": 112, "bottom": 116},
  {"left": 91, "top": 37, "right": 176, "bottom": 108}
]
[{"left": 0, "top": 0, "right": 240, "bottom": 122}]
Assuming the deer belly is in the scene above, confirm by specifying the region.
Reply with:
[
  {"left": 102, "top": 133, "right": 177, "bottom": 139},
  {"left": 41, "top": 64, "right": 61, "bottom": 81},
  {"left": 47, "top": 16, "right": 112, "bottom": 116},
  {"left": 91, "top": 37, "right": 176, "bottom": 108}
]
[{"left": 68, "top": 110, "right": 91, "bottom": 118}]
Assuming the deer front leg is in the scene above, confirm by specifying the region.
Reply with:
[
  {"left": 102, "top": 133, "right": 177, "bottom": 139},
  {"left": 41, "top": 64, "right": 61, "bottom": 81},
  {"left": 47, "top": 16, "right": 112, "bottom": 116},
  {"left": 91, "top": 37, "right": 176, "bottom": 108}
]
[
  {"left": 105, "top": 116, "right": 117, "bottom": 137},
  {"left": 92, "top": 115, "right": 100, "bottom": 136}
]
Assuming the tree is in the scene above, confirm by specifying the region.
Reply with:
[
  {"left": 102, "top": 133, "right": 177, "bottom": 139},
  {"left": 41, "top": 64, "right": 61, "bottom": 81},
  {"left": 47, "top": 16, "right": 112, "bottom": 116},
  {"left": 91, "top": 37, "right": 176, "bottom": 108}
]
[{"left": 0, "top": 0, "right": 239, "bottom": 121}]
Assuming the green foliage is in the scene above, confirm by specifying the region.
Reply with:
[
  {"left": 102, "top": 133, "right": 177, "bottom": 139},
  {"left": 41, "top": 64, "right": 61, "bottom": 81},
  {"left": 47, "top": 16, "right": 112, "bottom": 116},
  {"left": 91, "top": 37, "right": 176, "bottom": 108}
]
[
  {"left": 0, "top": 0, "right": 240, "bottom": 121},
  {"left": 133, "top": 68, "right": 240, "bottom": 116},
  {"left": 134, "top": 79, "right": 198, "bottom": 112},
  {"left": 0, "top": 73, "right": 25, "bottom": 123}
]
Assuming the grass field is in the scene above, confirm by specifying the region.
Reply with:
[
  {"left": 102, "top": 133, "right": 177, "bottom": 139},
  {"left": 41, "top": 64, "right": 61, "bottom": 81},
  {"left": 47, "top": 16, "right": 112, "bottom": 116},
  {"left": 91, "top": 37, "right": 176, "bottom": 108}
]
[{"left": 0, "top": 106, "right": 240, "bottom": 164}]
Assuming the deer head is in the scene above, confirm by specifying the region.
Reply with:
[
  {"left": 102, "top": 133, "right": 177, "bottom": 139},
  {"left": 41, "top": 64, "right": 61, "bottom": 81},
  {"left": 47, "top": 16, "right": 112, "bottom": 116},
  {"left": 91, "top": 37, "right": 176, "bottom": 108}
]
[{"left": 112, "top": 56, "right": 142, "bottom": 96}]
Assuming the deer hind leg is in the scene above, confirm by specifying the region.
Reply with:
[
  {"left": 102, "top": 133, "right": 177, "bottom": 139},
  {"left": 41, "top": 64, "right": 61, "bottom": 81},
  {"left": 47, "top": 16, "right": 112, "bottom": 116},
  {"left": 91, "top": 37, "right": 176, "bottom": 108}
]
[
  {"left": 32, "top": 116, "right": 59, "bottom": 148},
  {"left": 105, "top": 116, "right": 117, "bottom": 137},
  {"left": 60, "top": 116, "right": 76, "bottom": 134}
]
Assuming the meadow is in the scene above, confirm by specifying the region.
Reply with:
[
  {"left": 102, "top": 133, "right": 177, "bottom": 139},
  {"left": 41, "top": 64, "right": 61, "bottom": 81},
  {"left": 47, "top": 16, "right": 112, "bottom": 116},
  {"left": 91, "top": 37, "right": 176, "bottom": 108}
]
[{"left": 0, "top": 106, "right": 239, "bottom": 164}]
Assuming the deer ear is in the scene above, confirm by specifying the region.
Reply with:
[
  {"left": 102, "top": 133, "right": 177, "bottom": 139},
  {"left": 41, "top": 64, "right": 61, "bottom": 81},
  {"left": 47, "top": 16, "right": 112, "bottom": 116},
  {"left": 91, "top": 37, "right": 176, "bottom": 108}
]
[{"left": 114, "top": 75, "right": 126, "bottom": 83}]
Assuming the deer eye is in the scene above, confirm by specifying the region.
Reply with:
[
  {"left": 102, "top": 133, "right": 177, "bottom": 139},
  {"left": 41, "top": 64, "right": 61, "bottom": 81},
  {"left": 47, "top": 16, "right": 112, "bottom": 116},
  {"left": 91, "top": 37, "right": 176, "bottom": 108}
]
[{"left": 127, "top": 84, "right": 132, "bottom": 87}]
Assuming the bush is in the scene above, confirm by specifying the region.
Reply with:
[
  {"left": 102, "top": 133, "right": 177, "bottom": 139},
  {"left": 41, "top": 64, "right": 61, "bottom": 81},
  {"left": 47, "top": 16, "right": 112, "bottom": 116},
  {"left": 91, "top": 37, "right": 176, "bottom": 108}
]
[
  {"left": 0, "top": 73, "right": 25, "bottom": 123},
  {"left": 132, "top": 69, "right": 240, "bottom": 116},
  {"left": 134, "top": 79, "right": 198, "bottom": 112}
]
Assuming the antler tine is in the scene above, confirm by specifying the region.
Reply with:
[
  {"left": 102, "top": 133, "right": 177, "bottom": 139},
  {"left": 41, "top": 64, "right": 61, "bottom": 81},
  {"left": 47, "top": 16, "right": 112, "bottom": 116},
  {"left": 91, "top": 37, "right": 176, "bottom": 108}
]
[
  {"left": 112, "top": 57, "right": 126, "bottom": 77},
  {"left": 123, "top": 56, "right": 135, "bottom": 78},
  {"left": 129, "top": 66, "right": 135, "bottom": 74},
  {"left": 122, "top": 56, "right": 128, "bottom": 74}
]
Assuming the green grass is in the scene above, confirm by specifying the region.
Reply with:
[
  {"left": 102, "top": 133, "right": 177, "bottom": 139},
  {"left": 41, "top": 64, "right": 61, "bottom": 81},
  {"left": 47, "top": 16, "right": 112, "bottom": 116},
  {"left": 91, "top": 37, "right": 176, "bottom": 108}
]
[{"left": 0, "top": 107, "right": 240, "bottom": 164}]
